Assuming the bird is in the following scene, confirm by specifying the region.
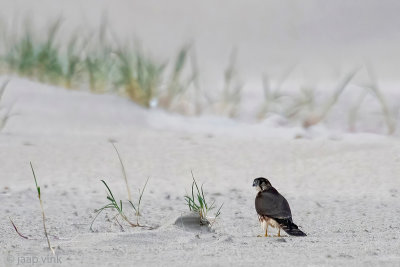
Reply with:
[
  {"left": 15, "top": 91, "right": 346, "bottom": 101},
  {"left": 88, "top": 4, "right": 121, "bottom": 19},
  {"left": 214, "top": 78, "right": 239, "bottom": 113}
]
[{"left": 253, "top": 177, "right": 306, "bottom": 237}]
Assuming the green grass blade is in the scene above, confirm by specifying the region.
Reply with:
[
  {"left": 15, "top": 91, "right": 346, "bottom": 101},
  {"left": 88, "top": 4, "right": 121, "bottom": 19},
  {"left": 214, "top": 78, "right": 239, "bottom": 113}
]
[
  {"left": 101, "top": 180, "right": 115, "bottom": 200},
  {"left": 30, "top": 162, "right": 40, "bottom": 197},
  {"left": 128, "top": 200, "right": 137, "bottom": 212},
  {"left": 138, "top": 177, "right": 150, "bottom": 208},
  {"left": 111, "top": 142, "right": 132, "bottom": 202}
]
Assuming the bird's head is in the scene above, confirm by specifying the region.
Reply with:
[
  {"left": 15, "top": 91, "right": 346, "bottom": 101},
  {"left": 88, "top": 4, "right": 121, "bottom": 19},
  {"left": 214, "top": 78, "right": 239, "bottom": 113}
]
[{"left": 252, "top": 177, "right": 272, "bottom": 192}]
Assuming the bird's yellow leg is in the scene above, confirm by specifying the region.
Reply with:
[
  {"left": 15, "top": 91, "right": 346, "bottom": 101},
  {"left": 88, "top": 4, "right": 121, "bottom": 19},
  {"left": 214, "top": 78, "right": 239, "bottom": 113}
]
[
  {"left": 277, "top": 228, "right": 281, "bottom": 237},
  {"left": 264, "top": 225, "right": 268, "bottom": 237}
]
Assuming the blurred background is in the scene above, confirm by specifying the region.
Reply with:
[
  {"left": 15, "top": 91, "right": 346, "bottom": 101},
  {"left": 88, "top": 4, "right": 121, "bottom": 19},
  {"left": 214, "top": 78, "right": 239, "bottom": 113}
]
[
  {"left": 1, "top": 0, "right": 399, "bottom": 134},
  {"left": 1, "top": 0, "right": 399, "bottom": 77}
]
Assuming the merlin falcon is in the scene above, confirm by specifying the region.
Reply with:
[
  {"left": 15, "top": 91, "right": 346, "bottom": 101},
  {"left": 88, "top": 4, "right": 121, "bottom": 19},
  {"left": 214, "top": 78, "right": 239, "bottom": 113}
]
[{"left": 253, "top": 177, "right": 306, "bottom": 237}]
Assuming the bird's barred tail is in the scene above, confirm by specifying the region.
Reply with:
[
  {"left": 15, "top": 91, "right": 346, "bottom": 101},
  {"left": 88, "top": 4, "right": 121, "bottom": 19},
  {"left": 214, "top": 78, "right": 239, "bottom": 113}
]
[{"left": 276, "top": 219, "right": 307, "bottom": 236}]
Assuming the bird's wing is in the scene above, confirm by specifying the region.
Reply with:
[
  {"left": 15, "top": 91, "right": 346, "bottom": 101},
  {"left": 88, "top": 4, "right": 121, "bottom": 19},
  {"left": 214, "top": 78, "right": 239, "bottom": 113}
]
[{"left": 255, "top": 189, "right": 292, "bottom": 219}]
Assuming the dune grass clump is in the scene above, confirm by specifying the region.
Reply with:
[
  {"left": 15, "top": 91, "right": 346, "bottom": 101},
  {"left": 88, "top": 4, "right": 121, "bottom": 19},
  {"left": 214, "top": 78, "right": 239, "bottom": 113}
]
[
  {"left": 219, "top": 49, "right": 242, "bottom": 118},
  {"left": 185, "top": 171, "right": 223, "bottom": 226},
  {"left": 3, "top": 28, "right": 36, "bottom": 77},
  {"left": 0, "top": 18, "right": 397, "bottom": 133},
  {"left": 301, "top": 69, "right": 359, "bottom": 128},
  {"left": 90, "top": 180, "right": 137, "bottom": 230},
  {"left": 188, "top": 49, "right": 204, "bottom": 115},
  {"left": 35, "top": 19, "right": 64, "bottom": 84},
  {"left": 159, "top": 45, "right": 194, "bottom": 108},
  {"left": 30, "top": 162, "right": 55, "bottom": 254},
  {"left": 115, "top": 47, "right": 165, "bottom": 107},
  {"left": 364, "top": 66, "right": 396, "bottom": 134},
  {"left": 0, "top": 19, "right": 201, "bottom": 111},
  {"left": 253, "top": 64, "right": 397, "bottom": 135},
  {"left": 257, "top": 73, "right": 290, "bottom": 119},
  {"left": 0, "top": 19, "right": 194, "bottom": 108},
  {"left": 90, "top": 179, "right": 150, "bottom": 230},
  {"left": 3, "top": 20, "right": 64, "bottom": 84},
  {"left": 91, "top": 143, "right": 151, "bottom": 230},
  {"left": 83, "top": 27, "right": 116, "bottom": 93},
  {"left": 63, "top": 36, "right": 84, "bottom": 89},
  {"left": 285, "top": 86, "right": 316, "bottom": 120}
]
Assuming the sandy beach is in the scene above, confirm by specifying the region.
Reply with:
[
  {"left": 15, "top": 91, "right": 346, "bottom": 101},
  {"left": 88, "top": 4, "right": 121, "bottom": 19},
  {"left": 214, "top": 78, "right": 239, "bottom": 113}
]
[{"left": 0, "top": 78, "right": 399, "bottom": 266}]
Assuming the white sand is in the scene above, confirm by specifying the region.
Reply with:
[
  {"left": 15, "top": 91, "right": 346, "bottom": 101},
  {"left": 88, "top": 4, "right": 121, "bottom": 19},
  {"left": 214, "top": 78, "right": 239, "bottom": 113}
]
[{"left": 0, "top": 77, "right": 399, "bottom": 266}]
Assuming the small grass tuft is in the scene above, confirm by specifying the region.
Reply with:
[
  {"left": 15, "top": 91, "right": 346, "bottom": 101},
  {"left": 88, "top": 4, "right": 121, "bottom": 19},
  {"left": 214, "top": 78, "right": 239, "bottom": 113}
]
[
  {"left": 184, "top": 171, "right": 223, "bottom": 226},
  {"left": 90, "top": 180, "right": 136, "bottom": 230},
  {"left": 91, "top": 179, "right": 151, "bottom": 231}
]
